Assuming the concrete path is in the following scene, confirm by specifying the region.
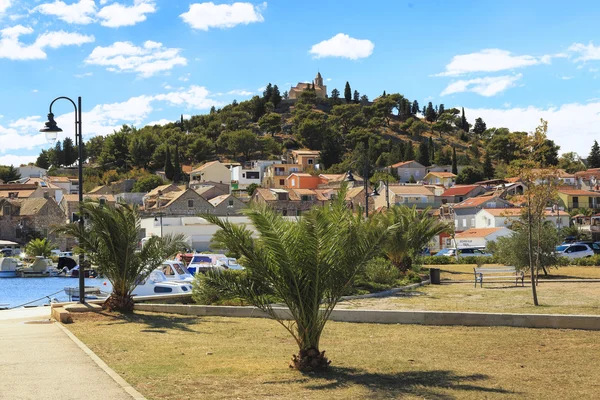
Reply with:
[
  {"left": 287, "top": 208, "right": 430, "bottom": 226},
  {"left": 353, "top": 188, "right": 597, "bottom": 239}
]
[{"left": 0, "top": 307, "right": 139, "bottom": 400}]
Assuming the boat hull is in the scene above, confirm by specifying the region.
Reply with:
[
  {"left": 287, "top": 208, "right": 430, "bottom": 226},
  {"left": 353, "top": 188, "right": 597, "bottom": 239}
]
[{"left": 0, "top": 271, "right": 17, "bottom": 278}]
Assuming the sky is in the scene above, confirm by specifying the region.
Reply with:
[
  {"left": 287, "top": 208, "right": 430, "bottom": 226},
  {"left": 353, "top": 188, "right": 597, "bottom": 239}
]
[{"left": 1, "top": 0, "right": 600, "bottom": 166}]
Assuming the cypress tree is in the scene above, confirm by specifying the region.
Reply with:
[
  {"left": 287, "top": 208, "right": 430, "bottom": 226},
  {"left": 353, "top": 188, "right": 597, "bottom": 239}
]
[
  {"left": 344, "top": 82, "right": 352, "bottom": 103},
  {"left": 418, "top": 141, "right": 430, "bottom": 166},
  {"left": 461, "top": 107, "right": 468, "bottom": 131},
  {"left": 452, "top": 147, "right": 458, "bottom": 175},
  {"left": 425, "top": 102, "right": 436, "bottom": 122},
  {"left": 173, "top": 145, "right": 182, "bottom": 183},
  {"left": 483, "top": 152, "right": 494, "bottom": 179},
  {"left": 428, "top": 137, "right": 435, "bottom": 161},
  {"left": 422, "top": 105, "right": 426, "bottom": 116},
  {"left": 164, "top": 146, "right": 174, "bottom": 181},
  {"left": 404, "top": 143, "right": 415, "bottom": 161},
  {"left": 353, "top": 90, "right": 360, "bottom": 103},
  {"left": 438, "top": 104, "right": 445, "bottom": 116},
  {"left": 588, "top": 140, "right": 600, "bottom": 168},
  {"left": 412, "top": 100, "right": 419, "bottom": 115}
]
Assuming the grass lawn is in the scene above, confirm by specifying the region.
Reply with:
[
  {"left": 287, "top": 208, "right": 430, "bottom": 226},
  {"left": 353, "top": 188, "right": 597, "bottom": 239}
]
[
  {"left": 68, "top": 312, "right": 600, "bottom": 400},
  {"left": 339, "top": 281, "right": 600, "bottom": 315},
  {"left": 428, "top": 264, "right": 600, "bottom": 282}
]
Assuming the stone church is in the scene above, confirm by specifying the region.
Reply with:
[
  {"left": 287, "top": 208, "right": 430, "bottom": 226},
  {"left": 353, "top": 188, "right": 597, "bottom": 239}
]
[{"left": 288, "top": 72, "right": 327, "bottom": 100}]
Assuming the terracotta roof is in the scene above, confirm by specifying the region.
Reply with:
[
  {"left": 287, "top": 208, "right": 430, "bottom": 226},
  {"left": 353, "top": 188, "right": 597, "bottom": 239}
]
[
  {"left": 0, "top": 190, "right": 36, "bottom": 198},
  {"left": 190, "top": 161, "right": 221, "bottom": 174},
  {"left": 388, "top": 185, "right": 435, "bottom": 196},
  {"left": 0, "top": 184, "right": 38, "bottom": 191},
  {"left": 481, "top": 208, "right": 561, "bottom": 217},
  {"left": 182, "top": 165, "right": 193, "bottom": 174},
  {"left": 63, "top": 194, "right": 116, "bottom": 203},
  {"left": 345, "top": 186, "right": 365, "bottom": 200},
  {"left": 146, "top": 184, "right": 180, "bottom": 198},
  {"left": 291, "top": 189, "right": 318, "bottom": 195},
  {"left": 48, "top": 176, "right": 71, "bottom": 183},
  {"left": 425, "top": 171, "right": 457, "bottom": 178},
  {"left": 504, "top": 177, "right": 521, "bottom": 183},
  {"left": 389, "top": 160, "right": 423, "bottom": 168},
  {"left": 194, "top": 186, "right": 214, "bottom": 196},
  {"left": 288, "top": 173, "right": 314, "bottom": 178},
  {"left": 207, "top": 194, "right": 229, "bottom": 206},
  {"left": 441, "top": 185, "right": 481, "bottom": 197},
  {"left": 455, "top": 227, "right": 508, "bottom": 238},
  {"left": 453, "top": 195, "right": 504, "bottom": 209},
  {"left": 254, "top": 188, "right": 277, "bottom": 201},
  {"left": 558, "top": 189, "right": 600, "bottom": 197},
  {"left": 575, "top": 169, "right": 600, "bottom": 178},
  {"left": 291, "top": 149, "right": 320, "bottom": 155}
]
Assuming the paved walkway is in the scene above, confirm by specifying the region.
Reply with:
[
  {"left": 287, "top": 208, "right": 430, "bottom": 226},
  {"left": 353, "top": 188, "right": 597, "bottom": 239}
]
[{"left": 0, "top": 307, "right": 137, "bottom": 400}]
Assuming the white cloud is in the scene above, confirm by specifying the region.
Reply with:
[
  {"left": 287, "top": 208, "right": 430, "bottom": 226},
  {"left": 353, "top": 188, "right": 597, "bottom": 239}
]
[
  {"left": 465, "top": 101, "right": 600, "bottom": 155},
  {"left": 33, "top": 0, "right": 96, "bottom": 25},
  {"left": 85, "top": 40, "right": 187, "bottom": 77},
  {"left": 0, "top": 0, "right": 12, "bottom": 14},
  {"left": 227, "top": 89, "right": 253, "bottom": 96},
  {"left": 97, "top": 0, "right": 156, "bottom": 28},
  {"left": 569, "top": 42, "right": 600, "bottom": 62},
  {"left": 0, "top": 25, "right": 94, "bottom": 60},
  {"left": 257, "top": 86, "right": 265, "bottom": 93},
  {"left": 146, "top": 118, "right": 172, "bottom": 126},
  {"left": 560, "top": 76, "right": 573, "bottom": 80},
  {"left": 75, "top": 72, "right": 93, "bottom": 78},
  {"left": 31, "top": 89, "right": 38, "bottom": 93},
  {"left": 180, "top": 2, "right": 266, "bottom": 30},
  {"left": 441, "top": 74, "right": 522, "bottom": 97},
  {"left": 0, "top": 154, "right": 38, "bottom": 166},
  {"left": 309, "top": 33, "right": 374, "bottom": 60},
  {"left": 178, "top": 73, "right": 190, "bottom": 82},
  {"left": 436, "top": 49, "right": 555, "bottom": 76},
  {"left": 154, "top": 85, "right": 223, "bottom": 109}
]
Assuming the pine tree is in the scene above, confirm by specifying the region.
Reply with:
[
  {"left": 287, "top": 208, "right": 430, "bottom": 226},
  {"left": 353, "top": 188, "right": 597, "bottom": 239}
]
[
  {"left": 473, "top": 117, "right": 487, "bottom": 136},
  {"left": 270, "top": 85, "right": 282, "bottom": 107},
  {"left": 412, "top": 100, "right": 419, "bottom": 115},
  {"left": 461, "top": 107, "right": 468, "bottom": 132},
  {"left": 36, "top": 150, "right": 50, "bottom": 170},
  {"left": 452, "top": 147, "right": 458, "bottom": 175},
  {"left": 418, "top": 141, "right": 430, "bottom": 166},
  {"left": 428, "top": 137, "right": 435, "bottom": 161},
  {"left": 344, "top": 82, "right": 352, "bottom": 103},
  {"left": 173, "top": 145, "right": 182, "bottom": 183},
  {"left": 422, "top": 105, "right": 426, "bottom": 116},
  {"left": 425, "top": 102, "right": 436, "bottom": 122},
  {"left": 353, "top": 90, "right": 360, "bottom": 103},
  {"left": 283, "top": 90, "right": 289, "bottom": 100},
  {"left": 483, "top": 152, "right": 494, "bottom": 179},
  {"left": 382, "top": 90, "right": 387, "bottom": 97},
  {"left": 438, "top": 104, "right": 445, "bottom": 116},
  {"left": 263, "top": 83, "right": 273, "bottom": 100},
  {"left": 62, "top": 137, "right": 78, "bottom": 167},
  {"left": 404, "top": 143, "right": 415, "bottom": 161},
  {"left": 164, "top": 146, "right": 174, "bottom": 181},
  {"left": 588, "top": 140, "right": 600, "bottom": 168}
]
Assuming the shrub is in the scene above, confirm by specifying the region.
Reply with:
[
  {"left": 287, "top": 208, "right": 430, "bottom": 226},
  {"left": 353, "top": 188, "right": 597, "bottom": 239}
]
[
  {"left": 421, "top": 255, "right": 497, "bottom": 265},
  {"left": 567, "top": 255, "right": 600, "bottom": 266},
  {"left": 363, "top": 257, "right": 401, "bottom": 285},
  {"left": 192, "top": 273, "right": 227, "bottom": 305},
  {"left": 404, "top": 270, "right": 422, "bottom": 284},
  {"left": 422, "top": 256, "right": 456, "bottom": 265}
]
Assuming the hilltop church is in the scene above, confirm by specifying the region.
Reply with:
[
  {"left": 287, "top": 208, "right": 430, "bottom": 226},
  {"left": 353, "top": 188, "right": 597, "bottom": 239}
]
[{"left": 288, "top": 72, "right": 328, "bottom": 100}]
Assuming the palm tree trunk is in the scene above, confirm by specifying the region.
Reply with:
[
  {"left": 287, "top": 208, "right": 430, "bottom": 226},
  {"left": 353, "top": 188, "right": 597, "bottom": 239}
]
[
  {"left": 104, "top": 292, "right": 135, "bottom": 312},
  {"left": 291, "top": 347, "right": 330, "bottom": 372}
]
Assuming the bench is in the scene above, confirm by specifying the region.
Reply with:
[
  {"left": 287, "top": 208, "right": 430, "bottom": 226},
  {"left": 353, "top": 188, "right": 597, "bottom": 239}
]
[{"left": 473, "top": 266, "right": 524, "bottom": 287}]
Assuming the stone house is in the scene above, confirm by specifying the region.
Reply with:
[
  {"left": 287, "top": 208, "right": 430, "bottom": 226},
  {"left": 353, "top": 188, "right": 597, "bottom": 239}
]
[
  {"left": 208, "top": 194, "right": 247, "bottom": 216},
  {"left": 142, "top": 184, "right": 183, "bottom": 209},
  {"left": 374, "top": 184, "right": 437, "bottom": 210},
  {"left": 0, "top": 198, "right": 67, "bottom": 247},
  {"left": 389, "top": 160, "right": 426, "bottom": 183},
  {"left": 147, "top": 189, "right": 213, "bottom": 216},
  {"left": 88, "top": 179, "right": 135, "bottom": 195},
  {"left": 252, "top": 188, "right": 327, "bottom": 216},
  {"left": 288, "top": 72, "right": 327, "bottom": 100},
  {"left": 195, "top": 185, "right": 228, "bottom": 201},
  {"left": 17, "top": 165, "right": 47, "bottom": 178},
  {"left": 287, "top": 150, "right": 320, "bottom": 169}
]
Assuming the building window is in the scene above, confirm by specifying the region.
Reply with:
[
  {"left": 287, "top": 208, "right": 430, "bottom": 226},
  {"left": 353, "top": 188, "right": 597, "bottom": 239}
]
[
  {"left": 279, "top": 179, "right": 285, "bottom": 185},
  {"left": 246, "top": 171, "right": 259, "bottom": 179},
  {"left": 462, "top": 219, "right": 467, "bottom": 228},
  {"left": 3, "top": 205, "right": 10, "bottom": 216},
  {"left": 43, "top": 192, "right": 50, "bottom": 199},
  {"left": 454, "top": 220, "right": 458, "bottom": 228},
  {"left": 308, "top": 159, "right": 314, "bottom": 165},
  {"left": 470, "top": 218, "right": 475, "bottom": 227},
  {"left": 282, "top": 209, "right": 288, "bottom": 216},
  {"left": 228, "top": 200, "right": 234, "bottom": 206},
  {"left": 99, "top": 198, "right": 106, "bottom": 206},
  {"left": 301, "top": 195, "right": 310, "bottom": 201},
  {"left": 242, "top": 173, "right": 246, "bottom": 178},
  {"left": 291, "top": 179, "right": 296, "bottom": 186},
  {"left": 188, "top": 200, "right": 194, "bottom": 207},
  {"left": 296, "top": 210, "right": 302, "bottom": 216}
]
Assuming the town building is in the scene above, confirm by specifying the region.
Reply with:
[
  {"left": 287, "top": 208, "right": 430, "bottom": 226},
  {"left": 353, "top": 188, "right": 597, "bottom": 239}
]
[
  {"left": 47, "top": 176, "right": 79, "bottom": 195},
  {"left": 423, "top": 171, "right": 457, "bottom": 188},
  {"left": 145, "top": 189, "right": 213, "bottom": 216},
  {"left": 189, "top": 161, "right": 232, "bottom": 186},
  {"left": 288, "top": 150, "right": 321, "bottom": 169},
  {"left": 195, "top": 185, "right": 229, "bottom": 201},
  {"left": 0, "top": 198, "right": 67, "bottom": 247},
  {"left": 59, "top": 194, "right": 116, "bottom": 223},
  {"left": 288, "top": 72, "right": 327, "bottom": 100},
  {"left": 208, "top": 194, "right": 247, "bottom": 216},
  {"left": 475, "top": 208, "right": 569, "bottom": 230},
  {"left": 389, "top": 160, "right": 426, "bottom": 183},
  {"left": 441, "top": 185, "right": 485, "bottom": 204},
  {"left": 230, "top": 160, "right": 279, "bottom": 191},
  {"left": 454, "top": 227, "right": 514, "bottom": 248},
  {"left": 574, "top": 168, "right": 600, "bottom": 191},
  {"left": 17, "top": 165, "right": 47, "bottom": 178},
  {"left": 286, "top": 173, "right": 320, "bottom": 189},
  {"left": 262, "top": 164, "right": 303, "bottom": 188},
  {"left": 557, "top": 189, "right": 600, "bottom": 212},
  {"left": 451, "top": 195, "right": 514, "bottom": 232},
  {"left": 374, "top": 184, "right": 437, "bottom": 210}
]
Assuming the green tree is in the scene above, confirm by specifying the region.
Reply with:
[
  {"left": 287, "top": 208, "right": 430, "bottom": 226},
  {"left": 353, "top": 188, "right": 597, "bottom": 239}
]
[
  {"left": 353, "top": 90, "right": 360, "bottom": 103},
  {"left": 378, "top": 206, "right": 450, "bottom": 271},
  {"left": 411, "top": 100, "right": 419, "bottom": 115},
  {"left": 483, "top": 152, "right": 494, "bottom": 179},
  {"left": 418, "top": 141, "right": 430, "bottom": 166},
  {"left": 588, "top": 140, "right": 600, "bottom": 168},
  {"left": 246, "top": 183, "right": 259, "bottom": 196},
  {"left": 132, "top": 174, "right": 164, "bottom": 193},
  {"left": 187, "top": 135, "right": 215, "bottom": 164},
  {"left": 344, "top": 81, "right": 352, "bottom": 103},
  {"left": 428, "top": 137, "right": 435, "bottom": 161},
  {"left": 62, "top": 137, "right": 78, "bottom": 167},
  {"left": 456, "top": 166, "right": 484, "bottom": 184},
  {"left": 85, "top": 136, "right": 106, "bottom": 164},
  {"left": 25, "top": 238, "right": 55, "bottom": 257},
  {"left": 330, "top": 88, "right": 341, "bottom": 105},
  {"left": 173, "top": 144, "right": 183, "bottom": 183},
  {"left": 408, "top": 120, "right": 429, "bottom": 136},
  {"left": 262, "top": 83, "right": 273, "bottom": 101},
  {"left": 425, "top": 102, "right": 436, "bottom": 122},
  {"left": 229, "top": 129, "right": 258, "bottom": 161},
  {"left": 55, "top": 202, "right": 187, "bottom": 312},
  {"left": 319, "top": 130, "right": 343, "bottom": 169},
  {"left": 360, "top": 95, "right": 369, "bottom": 105},
  {"left": 36, "top": 150, "right": 50, "bottom": 170},
  {"left": 473, "top": 117, "right": 487, "bottom": 136},
  {"left": 461, "top": 107, "right": 469, "bottom": 131},
  {"left": 270, "top": 84, "right": 282, "bottom": 107},
  {"left": 48, "top": 141, "right": 64, "bottom": 168},
  {"left": 258, "top": 112, "right": 282, "bottom": 136},
  {"left": 452, "top": 147, "right": 458, "bottom": 175},
  {"left": 0, "top": 165, "right": 21, "bottom": 182},
  {"left": 201, "top": 186, "right": 389, "bottom": 371},
  {"left": 404, "top": 143, "right": 415, "bottom": 161},
  {"left": 164, "top": 146, "right": 174, "bottom": 180},
  {"left": 558, "top": 152, "right": 587, "bottom": 173},
  {"left": 437, "top": 104, "right": 445, "bottom": 117}
]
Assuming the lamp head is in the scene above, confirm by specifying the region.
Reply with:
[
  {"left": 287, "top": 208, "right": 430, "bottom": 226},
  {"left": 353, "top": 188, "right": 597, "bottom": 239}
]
[{"left": 40, "top": 112, "right": 62, "bottom": 143}]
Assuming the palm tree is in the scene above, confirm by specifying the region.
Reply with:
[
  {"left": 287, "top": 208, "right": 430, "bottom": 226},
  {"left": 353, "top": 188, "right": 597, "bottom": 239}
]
[
  {"left": 378, "top": 206, "right": 450, "bottom": 270},
  {"left": 24, "top": 238, "right": 55, "bottom": 258},
  {"left": 55, "top": 201, "right": 187, "bottom": 312},
  {"left": 202, "top": 186, "right": 390, "bottom": 371}
]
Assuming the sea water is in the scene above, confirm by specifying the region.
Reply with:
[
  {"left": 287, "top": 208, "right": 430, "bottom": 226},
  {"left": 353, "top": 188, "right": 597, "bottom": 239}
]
[{"left": 0, "top": 277, "right": 108, "bottom": 308}]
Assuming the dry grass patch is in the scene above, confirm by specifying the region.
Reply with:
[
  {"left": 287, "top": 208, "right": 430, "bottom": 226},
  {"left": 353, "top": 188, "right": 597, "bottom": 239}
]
[
  {"left": 67, "top": 312, "right": 600, "bottom": 400},
  {"left": 430, "top": 264, "right": 600, "bottom": 282},
  {"left": 339, "top": 282, "right": 600, "bottom": 314}
]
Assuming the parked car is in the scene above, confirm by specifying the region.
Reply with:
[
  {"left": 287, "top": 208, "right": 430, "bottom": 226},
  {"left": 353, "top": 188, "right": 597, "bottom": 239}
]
[
  {"left": 572, "top": 241, "right": 600, "bottom": 255},
  {"left": 445, "top": 248, "right": 493, "bottom": 258},
  {"left": 556, "top": 243, "right": 595, "bottom": 259},
  {"left": 434, "top": 249, "right": 452, "bottom": 256}
]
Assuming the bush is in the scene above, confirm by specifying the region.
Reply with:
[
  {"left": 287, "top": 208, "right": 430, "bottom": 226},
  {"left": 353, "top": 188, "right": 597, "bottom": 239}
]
[
  {"left": 404, "top": 270, "right": 422, "bottom": 284},
  {"left": 363, "top": 257, "right": 401, "bottom": 285},
  {"left": 422, "top": 256, "right": 456, "bottom": 265},
  {"left": 421, "top": 255, "right": 497, "bottom": 265},
  {"left": 192, "top": 273, "right": 223, "bottom": 305},
  {"left": 567, "top": 255, "right": 600, "bottom": 266}
]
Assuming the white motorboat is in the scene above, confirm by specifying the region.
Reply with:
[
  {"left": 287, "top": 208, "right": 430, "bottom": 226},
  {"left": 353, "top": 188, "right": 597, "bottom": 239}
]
[
  {"left": 158, "top": 260, "right": 194, "bottom": 282},
  {"left": 0, "top": 257, "right": 20, "bottom": 278},
  {"left": 17, "top": 257, "right": 60, "bottom": 277},
  {"left": 65, "top": 270, "right": 193, "bottom": 300},
  {"left": 186, "top": 254, "right": 226, "bottom": 275}
]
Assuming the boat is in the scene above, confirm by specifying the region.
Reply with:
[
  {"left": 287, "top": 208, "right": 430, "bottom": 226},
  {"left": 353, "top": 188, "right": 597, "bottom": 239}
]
[
  {"left": 64, "top": 270, "right": 193, "bottom": 300},
  {"left": 17, "top": 257, "right": 60, "bottom": 277},
  {"left": 0, "top": 257, "right": 20, "bottom": 278},
  {"left": 158, "top": 260, "right": 194, "bottom": 282},
  {"left": 64, "top": 286, "right": 107, "bottom": 301},
  {"left": 185, "top": 254, "right": 226, "bottom": 276}
]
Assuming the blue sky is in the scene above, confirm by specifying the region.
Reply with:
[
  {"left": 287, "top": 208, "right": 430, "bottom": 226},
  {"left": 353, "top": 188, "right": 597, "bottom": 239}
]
[{"left": 1, "top": 0, "right": 600, "bottom": 166}]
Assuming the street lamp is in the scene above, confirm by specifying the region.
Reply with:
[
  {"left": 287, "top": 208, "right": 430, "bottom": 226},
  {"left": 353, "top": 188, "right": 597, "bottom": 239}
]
[
  {"left": 154, "top": 213, "right": 164, "bottom": 237},
  {"left": 40, "top": 96, "right": 85, "bottom": 304}
]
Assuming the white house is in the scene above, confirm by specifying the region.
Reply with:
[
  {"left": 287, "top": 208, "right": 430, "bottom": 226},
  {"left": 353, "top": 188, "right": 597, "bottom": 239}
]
[
  {"left": 231, "top": 160, "right": 279, "bottom": 190},
  {"left": 17, "top": 165, "right": 47, "bottom": 178},
  {"left": 454, "top": 227, "right": 513, "bottom": 248},
  {"left": 374, "top": 184, "right": 437, "bottom": 210},
  {"left": 389, "top": 160, "right": 426, "bottom": 183},
  {"left": 475, "top": 208, "right": 570, "bottom": 230}
]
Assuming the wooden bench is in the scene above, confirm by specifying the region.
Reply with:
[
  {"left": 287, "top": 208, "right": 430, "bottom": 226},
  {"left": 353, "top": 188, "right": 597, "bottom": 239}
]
[{"left": 473, "top": 266, "right": 524, "bottom": 287}]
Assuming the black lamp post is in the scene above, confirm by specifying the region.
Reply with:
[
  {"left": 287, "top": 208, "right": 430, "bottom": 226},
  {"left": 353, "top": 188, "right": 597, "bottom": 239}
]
[
  {"left": 40, "top": 96, "right": 85, "bottom": 304},
  {"left": 154, "top": 213, "right": 164, "bottom": 237}
]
